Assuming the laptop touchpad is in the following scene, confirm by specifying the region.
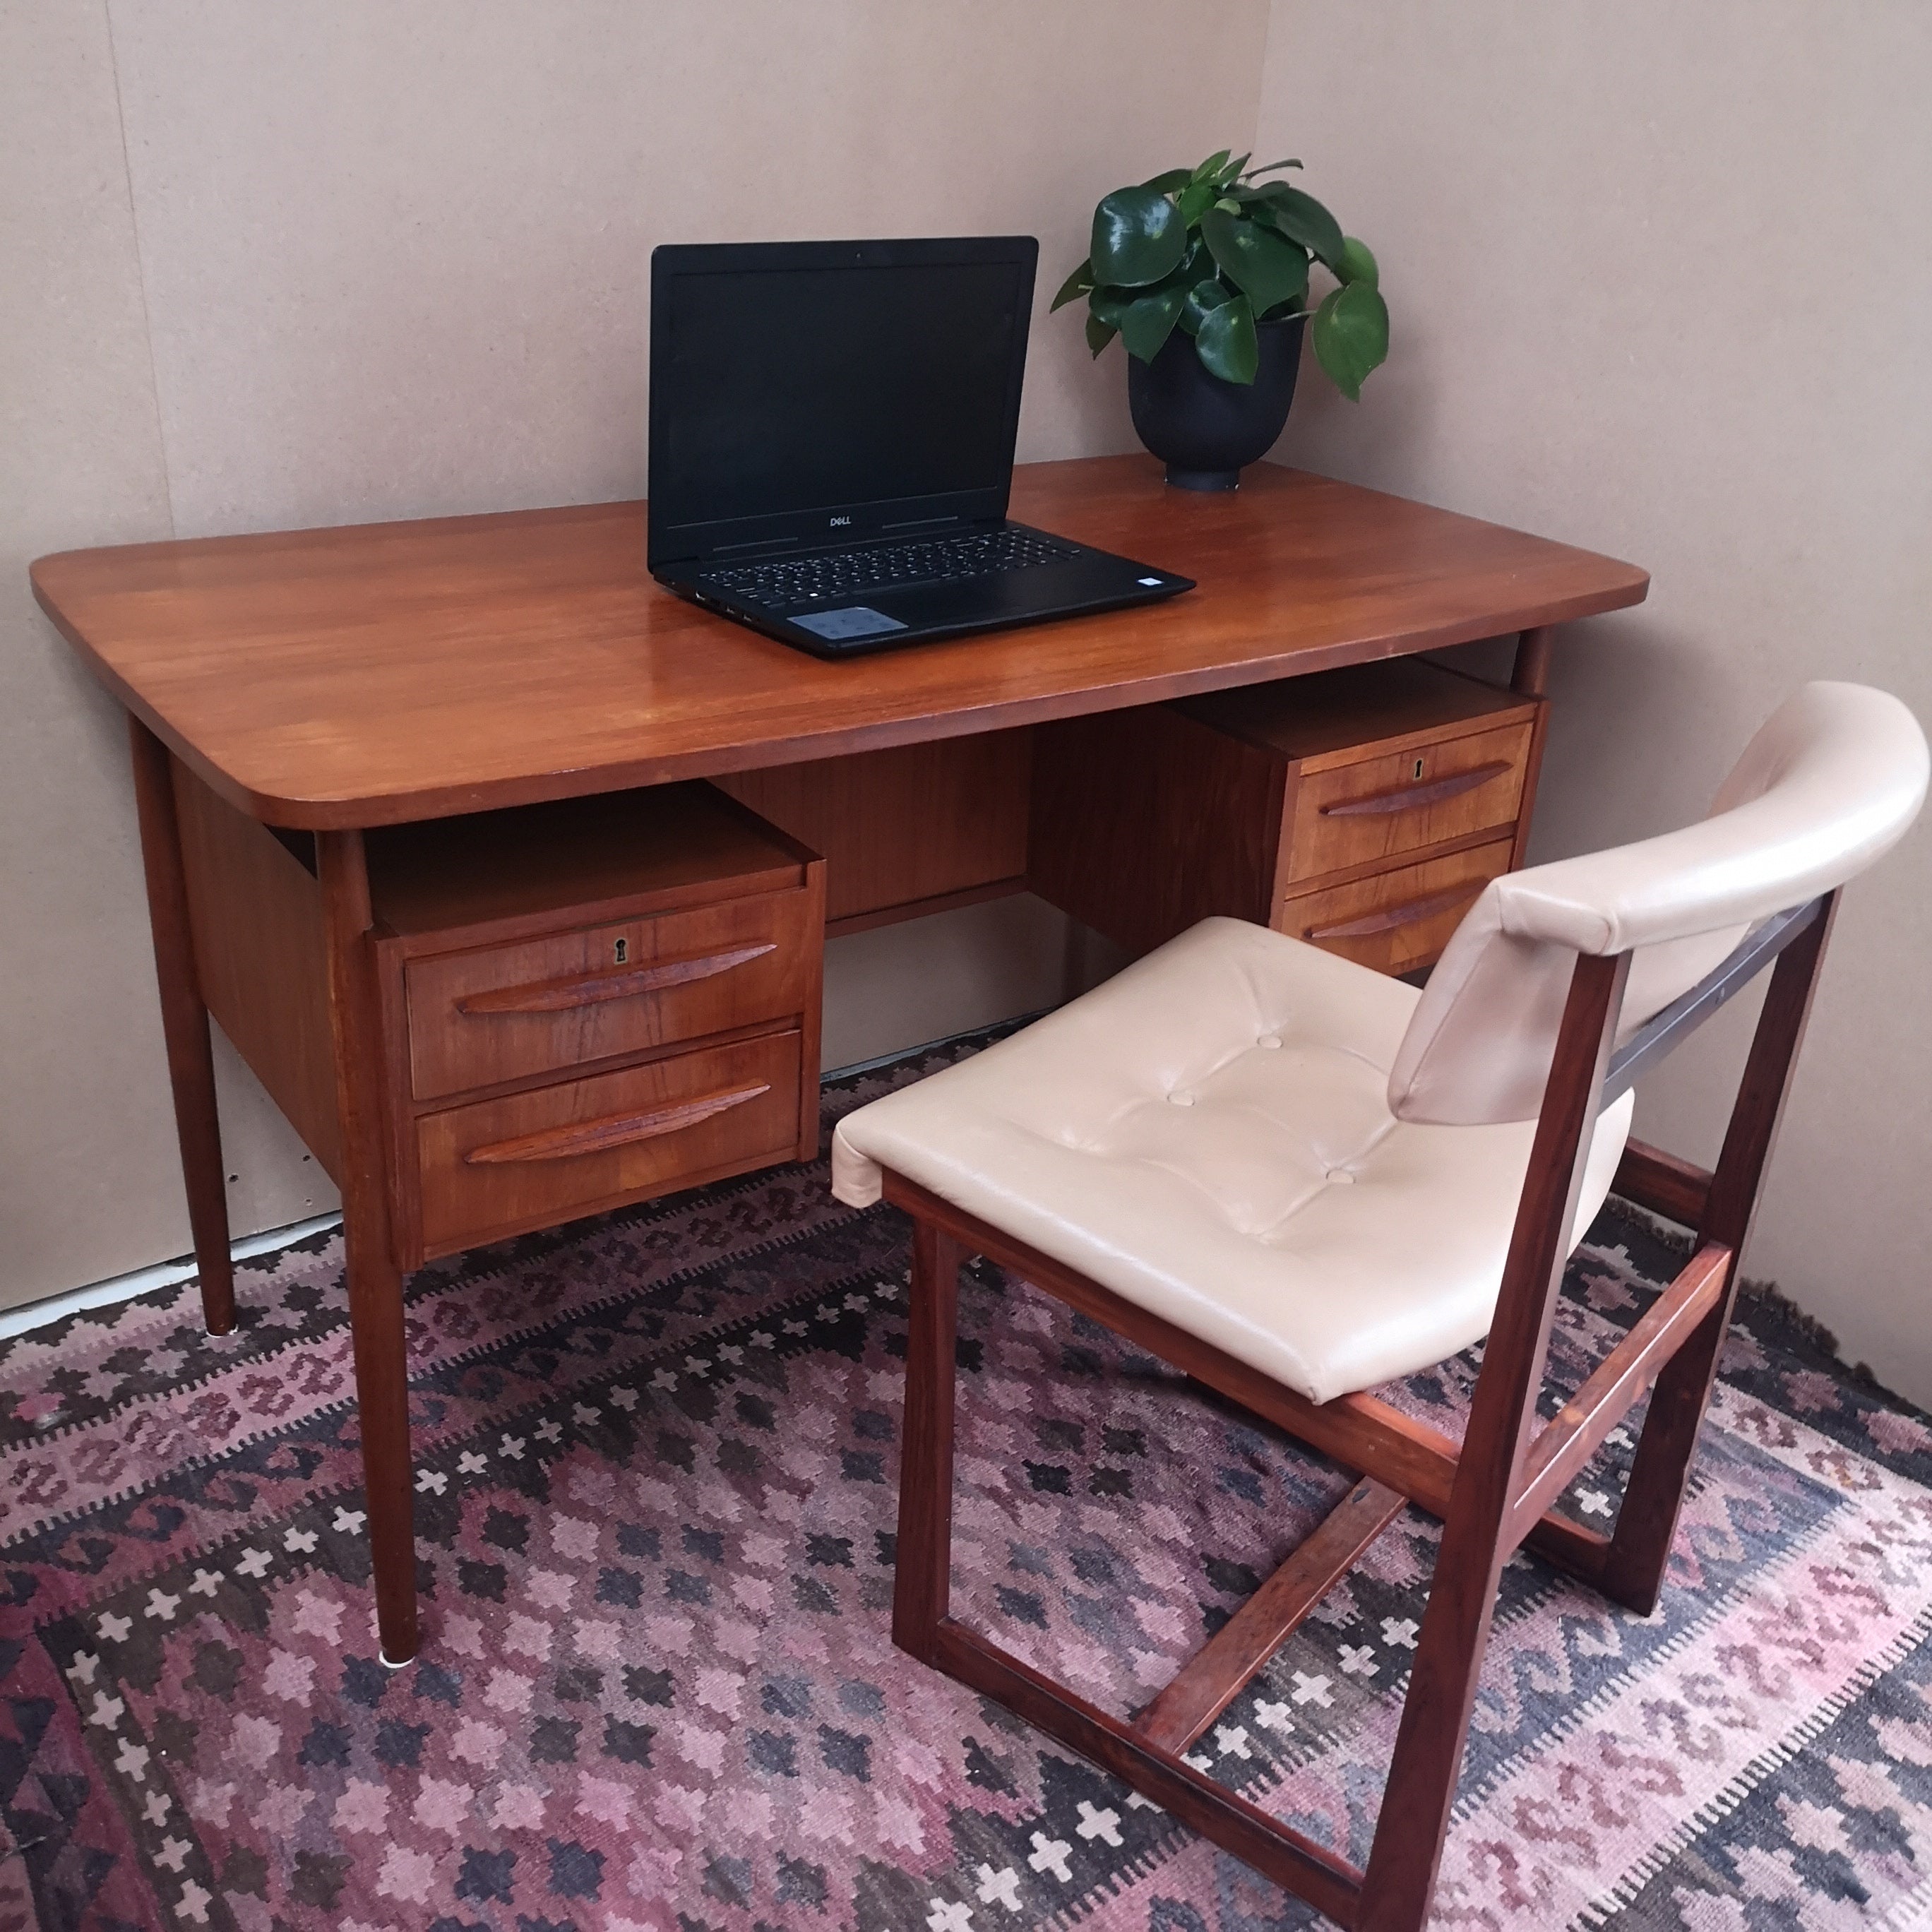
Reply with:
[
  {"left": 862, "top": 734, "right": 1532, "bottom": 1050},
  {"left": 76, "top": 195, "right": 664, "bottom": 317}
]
[{"left": 791, "top": 607, "right": 907, "bottom": 642}]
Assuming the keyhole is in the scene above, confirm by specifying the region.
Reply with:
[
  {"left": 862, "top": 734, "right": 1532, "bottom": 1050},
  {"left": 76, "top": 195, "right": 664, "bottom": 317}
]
[
  {"left": 1412, "top": 757, "right": 1426, "bottom": 780},
  {"left": 613, "top": 937, "right": 629, "bottom": 965}
]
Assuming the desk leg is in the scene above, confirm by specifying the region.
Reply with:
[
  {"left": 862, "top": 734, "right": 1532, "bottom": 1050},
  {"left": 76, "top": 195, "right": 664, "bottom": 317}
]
[
  {"left": 1511, "top": 625, "right": 1553, "bottom": 698},
  {"left": 1508, "top": 627, "right": 1555, "bottom": 871},
  {"left": 317, "top": 828, "right": 419, "bottom": 1665},
  {"left": 129, "top": 720, "right": 236, "bottom": 1335}
]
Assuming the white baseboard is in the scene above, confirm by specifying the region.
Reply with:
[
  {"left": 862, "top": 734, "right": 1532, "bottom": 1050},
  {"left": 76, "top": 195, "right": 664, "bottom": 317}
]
[{"left": 0, "top": 1212, "right": 345, "bottom": 1343}]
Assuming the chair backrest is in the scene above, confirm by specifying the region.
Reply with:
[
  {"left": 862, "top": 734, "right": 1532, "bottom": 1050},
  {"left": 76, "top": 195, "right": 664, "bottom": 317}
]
[{"left": 1388, "top": 681, "right": 1929, "bottom": 1126}]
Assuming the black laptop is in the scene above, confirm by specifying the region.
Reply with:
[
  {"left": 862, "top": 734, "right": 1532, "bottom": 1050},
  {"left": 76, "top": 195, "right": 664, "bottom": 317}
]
[{"left": 648, "top": 237, "right": 1194, "bottom": 658}]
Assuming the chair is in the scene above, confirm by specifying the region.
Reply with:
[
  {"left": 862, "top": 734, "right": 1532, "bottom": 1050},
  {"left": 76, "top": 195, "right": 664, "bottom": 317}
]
[{"left": 831, "top": 682, "right": 1928, "bottom": 1930}]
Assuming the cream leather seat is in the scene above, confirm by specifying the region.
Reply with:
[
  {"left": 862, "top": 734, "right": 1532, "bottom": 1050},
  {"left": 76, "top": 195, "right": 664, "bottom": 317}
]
[
  {"left": 834, "top": 919, "right": 1630, "bottom": 1404},
  {"left": 833, "top": 681, "right": 1929, "bottom": 1404}
]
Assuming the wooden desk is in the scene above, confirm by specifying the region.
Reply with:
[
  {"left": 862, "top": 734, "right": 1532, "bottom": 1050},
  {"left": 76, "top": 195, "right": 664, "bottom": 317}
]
[{"left": 32, "top": 455, "right": 1647, "bottom": 1662}]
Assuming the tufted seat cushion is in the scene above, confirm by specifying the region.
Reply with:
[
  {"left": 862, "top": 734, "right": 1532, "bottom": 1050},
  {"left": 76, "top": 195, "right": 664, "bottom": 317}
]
[{"left": 833, "top": 917, "right": 1631, "bottom": 1406}]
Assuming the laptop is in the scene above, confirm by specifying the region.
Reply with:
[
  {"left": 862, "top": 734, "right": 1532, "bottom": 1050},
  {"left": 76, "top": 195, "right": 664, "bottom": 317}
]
[{"left": 648, "top": 237, "right": 1195, "bottom": 659}]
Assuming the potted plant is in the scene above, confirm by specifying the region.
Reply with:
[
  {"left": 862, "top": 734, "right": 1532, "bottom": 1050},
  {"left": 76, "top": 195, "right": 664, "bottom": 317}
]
[{"left": 1054, "top": 149, "right": 1388, "bottom": 490}]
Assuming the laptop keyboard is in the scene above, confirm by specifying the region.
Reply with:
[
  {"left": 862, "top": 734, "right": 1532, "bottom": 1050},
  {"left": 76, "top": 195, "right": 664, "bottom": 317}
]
[{"left": 700, "top": 527, "right": 1081, "bottom": 610}]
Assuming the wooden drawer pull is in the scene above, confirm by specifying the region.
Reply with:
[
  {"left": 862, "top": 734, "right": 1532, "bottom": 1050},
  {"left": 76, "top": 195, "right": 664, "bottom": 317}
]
[
  {"left": 463, "top": 1082, "right": 770, "bottom": 1165},
  {"left": 455, "top": 942, "right": 777, "bottom": 1017},
  {"left": 1318, "top": 760, "right": 1513, "bottom": 818},
  {"left": 1302, "top": 884, "right": 1483, "bottom": 942}
]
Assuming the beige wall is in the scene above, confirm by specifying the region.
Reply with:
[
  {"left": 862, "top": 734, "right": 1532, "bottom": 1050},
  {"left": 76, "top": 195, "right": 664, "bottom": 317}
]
[
  {"left": 13, "top": 0, "right": 1925, "bottom": 1410},
  {"left": 1258, "top": 3, "right": 1932, "bottom": 1397},
  {"left": 0, "top": 1, "right": 1268, "bottom": 1311}
]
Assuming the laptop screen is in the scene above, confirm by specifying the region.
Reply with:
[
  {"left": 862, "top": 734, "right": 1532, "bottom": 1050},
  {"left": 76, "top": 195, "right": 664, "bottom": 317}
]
[{"left": 649, "top": 239, "right": 1036, "bottom": 561}]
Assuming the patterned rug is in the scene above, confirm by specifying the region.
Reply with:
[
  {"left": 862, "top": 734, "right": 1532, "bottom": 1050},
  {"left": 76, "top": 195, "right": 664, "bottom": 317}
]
[{"left": 6, "top": 1035, "right": 1932, "bottom": 1932}]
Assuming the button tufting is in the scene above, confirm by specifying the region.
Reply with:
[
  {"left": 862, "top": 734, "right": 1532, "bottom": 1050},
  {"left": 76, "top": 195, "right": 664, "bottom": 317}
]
[
  {"left": 1324, "top": 1167, "right": 1356, "bottom": 1185},
  {"left": 1257, "top": 1034, "right": 1282, "bottom": 1049},
  {"left": 1168, "top": 1090, "right": 1195, "bottom": 1107}
]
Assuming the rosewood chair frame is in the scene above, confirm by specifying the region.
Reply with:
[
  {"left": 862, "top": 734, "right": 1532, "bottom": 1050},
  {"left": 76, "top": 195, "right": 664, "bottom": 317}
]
[{"left": 883, "top": 890, "right": 1837, "bottom": 1931}]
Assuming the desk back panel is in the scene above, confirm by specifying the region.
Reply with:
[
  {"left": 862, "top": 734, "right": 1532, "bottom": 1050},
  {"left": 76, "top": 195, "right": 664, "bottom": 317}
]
[{"left": 713, "top": 730, "right": 1032, "bottom": 932}]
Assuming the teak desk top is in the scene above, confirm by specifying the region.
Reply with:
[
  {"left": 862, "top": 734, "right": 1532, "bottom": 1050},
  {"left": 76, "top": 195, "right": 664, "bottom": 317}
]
[{"left": 32, "top": 455, "right": 1647, "bottom": 830}]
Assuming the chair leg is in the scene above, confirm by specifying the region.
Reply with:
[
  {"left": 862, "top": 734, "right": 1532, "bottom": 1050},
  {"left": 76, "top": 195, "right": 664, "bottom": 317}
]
[
  {"left": 1600, "top": 896, "right": 1836, "bottom": 1614},
  {"left": 893, "top": 1219, "right": 962, "bottom": 1662},
  {"left": 888, "top": 1214, "right": 1373, "bottom": 1924},
  {"left": 1360, "top": 950, "right": 1629, "bottom": 1929}
]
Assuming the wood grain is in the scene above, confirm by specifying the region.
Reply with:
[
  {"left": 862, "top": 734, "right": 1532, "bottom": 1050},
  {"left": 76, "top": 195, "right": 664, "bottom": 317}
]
[
  {"left": 316, "top": 827, "right": 419, "bottom": 1664},
  {"left": 403, "top": 888, "right": 815, "bottom": 1101},
  {"left": 1508, "top": 628, "right": 1555, "bottom": 867},
  {"left": 1028, "top": 703, "right": 1284, "bottom": 956},
  {"left": 1612, "top": 1137, "right": 1714, "bottom": 1228},
  {"left": 129, "top": 724, "right": 237, "bottom": 1334},
  {"left": 1181, "top": 655, "right": 1534, "bottom": 769},
  {"left": 1601, "top": 897, "right": 1837, "bottom": 1614},
  {"left": 173, "top": 760, "right": 342, "bottom": 1179},
  {"left": 32, "top": 459, "right": 1648, "bottom": 830},
  {"left": 1509, "top": 1241, "right": 1730, "bottom": 1535},
  {"left": 1276, "top": 838, "right": 1512, "bottom": 974},
  {"left": 363, "top": 781, "right": 813, "bottom": 950},
  {"left": 932, "top": 1619, "right": 1365, "bottom": 1923},
  {"left": 1285, "top": 722, "right": 1528, "bottom": 879},
  {"left": 462, "top": 1080, "right": 770, "bottom": 1165},
  {"left": 452, "top": 944, "right": 777, "bottom": 1015},
  {"left": 1136, "top": 1477, "right": 1406, "bottom": 1755},
  {"left": 1359, "top": 950, "right": 1630, "bottom": 1928},
  {"left": 713, "top": 731, "right": 1031, "bottom": 927},
  {"left": 414, "top": 1027, "right": 804, "bottom": 1257},
  {"left": 892, "top": 1218, "right": 963, "bottom": 1666}
]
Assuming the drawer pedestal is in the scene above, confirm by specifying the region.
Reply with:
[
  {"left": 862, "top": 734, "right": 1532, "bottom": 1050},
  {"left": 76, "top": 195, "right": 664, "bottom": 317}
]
[
  {"left": 1030, "top": 657, "right": 1546, "bottom": 977},
  {"left": 175, "top": 773, "right": 824, "bottom": 1271}
]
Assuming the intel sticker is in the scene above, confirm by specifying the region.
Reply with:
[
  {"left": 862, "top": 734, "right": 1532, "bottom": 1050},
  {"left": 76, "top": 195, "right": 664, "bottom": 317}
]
[{"left": 792, "top": 606, "right": 907, "bottom": 641}]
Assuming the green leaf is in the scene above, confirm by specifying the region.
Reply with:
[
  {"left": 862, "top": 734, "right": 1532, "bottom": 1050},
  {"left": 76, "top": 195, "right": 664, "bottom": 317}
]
[
  {"left": 1090, "top": 185, "right": 1187, "bottom": 287},
  {"left": 1243, "top": 157, "right": 1302, "bottom": 177},
  {"left": 1195, "top": 293, "right": 1258, "bottom": 383},
  {"left": 1176, "top": 179, "right": 1217, "bottom": 227},
  {"left": 1311, "top": 280, "right": 1388, "bottom": 400},
  {"left": 1191, "top": 148, "right": 1232, "bottom": 184},
  {"left": 1216, "top": 151, "right": 1251, "bottom": 185},
  {"left": 1049, "top": 257, "right": 1095, "bottom": 312},
  {"left": 1337, "top": 236, "right": 1378, "bottom": 288},
  {"left": 1253, "top": 184, "right": 1347, "bottom": 273},
  {"left": 1118, "top": 281, "right": 1189, "bottom": 362},
  {"left": 1181, "top": 275, "right": 1235, "bottom": 338},
  {"left": 1089, "top": 287, "right": 1134, "bottom": 329},
  {"left": 1140, "top": 167, "right": 1193, "bottom": 194},
  {"left": 1085, "top": 310, "right": 1119, "bottom": 358},
  {"left": 1200, "top": 208, "right": 1311, "bottom": 317}
]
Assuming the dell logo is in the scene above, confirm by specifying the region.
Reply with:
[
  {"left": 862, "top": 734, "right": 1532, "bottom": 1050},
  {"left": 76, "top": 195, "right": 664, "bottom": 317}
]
[{"left": 829, "top": 515, "right": 852, "bottom": 527}]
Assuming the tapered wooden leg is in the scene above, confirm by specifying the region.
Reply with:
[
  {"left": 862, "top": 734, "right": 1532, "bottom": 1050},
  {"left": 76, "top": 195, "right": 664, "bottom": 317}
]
[
  {"left": 317, "top": 830, "right": 419, "bottom": 1665},
  {"left": 128, "top": 720, "right": 235, "bottom": 1335},
  {"left": 1600, "top": 897, "right": 1836, "bottom": 1614},
  {"left": 893, "top": 1220, "right": 962, "bottom": 1663},
  {"left": 1510, "top": 624, "right": 1554, "bottom": 697},
  {"left": 1359, "top": 951, "right": 1628, "bottom": 1931}
]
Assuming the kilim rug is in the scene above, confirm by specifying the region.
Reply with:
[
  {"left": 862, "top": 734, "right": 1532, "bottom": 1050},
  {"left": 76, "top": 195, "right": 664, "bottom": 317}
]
[{"left": 5, "top": 1033, "right": 1932, "bottom": 1932}]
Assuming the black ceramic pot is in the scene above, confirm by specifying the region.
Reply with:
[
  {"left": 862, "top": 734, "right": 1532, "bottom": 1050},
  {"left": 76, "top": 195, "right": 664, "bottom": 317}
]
[{"left": 1126, "top": 313, "right": 1306, "bottom": 491}]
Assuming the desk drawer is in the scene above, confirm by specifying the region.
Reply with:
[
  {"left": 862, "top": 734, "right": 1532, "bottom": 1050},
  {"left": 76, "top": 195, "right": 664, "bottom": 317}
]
[
  {"left": 405, "top": 888, "right": 815, "bottom": 1101},
  {"left": 1276, "top": 838, "right": 1511, "bottom": 977},
  {"left": 1284, "top": 720, "right": 1531, "bottom": 885},
  {"left": 415, "top": 1029, "right": 804, "bottom": 1256}
]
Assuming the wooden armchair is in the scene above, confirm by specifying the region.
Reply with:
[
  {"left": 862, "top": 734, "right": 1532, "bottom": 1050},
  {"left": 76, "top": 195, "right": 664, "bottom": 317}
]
[{"left": 831, "top": 682, "right": 1928, "bottom": 1929}]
